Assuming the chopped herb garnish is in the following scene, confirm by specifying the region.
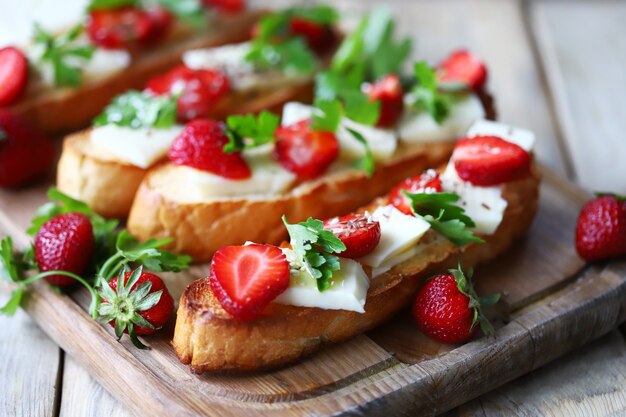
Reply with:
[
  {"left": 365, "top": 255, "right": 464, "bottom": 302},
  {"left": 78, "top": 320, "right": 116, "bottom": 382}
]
[
  {"left": 93, "top": 90, "right": 178, "bottom": 129},
  {"left": 282, "top": 216, "right": 346, "bottom": 292},
  {"left": 223, "top": 111, "right": 280, "bottom": 153},
  {"left": 404, "top": 191, "right": 484, "bottom": 246},
  {"left": 155, "top": 0, "right": 207, "bottom": 29},
  {"left": 245, "top": 37, "right": 317, "bottom": 75},
  {"left": 33, "top": 24, "right": 95, "bottom": 88},
  {"left": 409, "top": 61, "right": 452, "bottom": 124}
]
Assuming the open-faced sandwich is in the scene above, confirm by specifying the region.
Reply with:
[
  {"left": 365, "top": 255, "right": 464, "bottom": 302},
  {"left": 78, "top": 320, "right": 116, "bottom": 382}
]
[
  {"left": 172, "top": 118, "right": 540, "bottom": 372},
  {"left": 56, "top": 4, "right": 345, "bottom": 217},
  {"left": 0, "top": 0, "right": 260, "bottom": 133}
]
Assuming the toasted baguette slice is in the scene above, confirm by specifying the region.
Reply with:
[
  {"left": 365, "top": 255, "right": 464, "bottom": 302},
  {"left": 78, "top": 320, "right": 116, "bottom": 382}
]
[
  {"left": 56, "top": 79, "right": 316, "bottom": 219},
  {"left": 172, "top": 163, "right": 540, "bottom": 372},
  {"left": 128, "top": 141, "right": 456, "bottom": 261},
  {"left": 9, "top": 11, "right": 261, "bottom": 135}
]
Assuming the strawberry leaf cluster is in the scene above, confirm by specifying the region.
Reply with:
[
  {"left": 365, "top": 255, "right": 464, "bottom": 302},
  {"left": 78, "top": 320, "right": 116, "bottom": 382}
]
[
  {"left": 282, "top": 216, "right": 346, "bottom": 292},
  {"left": 403, "top": 191, "right": 484, "bottom": 246}
]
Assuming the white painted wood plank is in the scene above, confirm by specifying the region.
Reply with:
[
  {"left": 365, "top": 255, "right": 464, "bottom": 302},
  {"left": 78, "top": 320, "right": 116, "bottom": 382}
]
[
  {"left": 531, "top": 0, "right": 626, "bottom": 191},
  {"left": 0, "top": 294, "right": 61, "bottom": 417}
]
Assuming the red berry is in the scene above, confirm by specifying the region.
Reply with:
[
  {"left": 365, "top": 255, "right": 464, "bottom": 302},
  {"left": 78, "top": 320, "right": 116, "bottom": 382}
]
[
  {"left": 413, "top": 273, "right": 478, "bottom": 344},
  {"left": 86, "top": 6, "right": 172, "bottom": 49},
  {"left": 323, "top": 213, "right": 381, "bottom": 258},
  {"left": 34, "top": 213, "right": 95, "bottom": 286},
  {"left": 0, "top": 47, "right": 28, "bottom": 106},
  {"left": 202, "top": 0, "right": 245, "bottom": 14},
  {"left": 363, "top": 73, "right": 404, "bottom": 127},
  {"left": 168, "top": 119, "right": 251, "bottom": 179},
  {"left": 437, "top": 49, "right": 487, "bottom": 92},
  {"left": 289, "top": 17, "right": 335, "bottom": 55},
  {"left": 453, "top": 135, "right": 531, "bottom": 186},
  {"left": 209, "top": 244, "right": 290, "bottom": 320},
  {"left": 274, "top": 120, "right": 339, "bottom": 180},
  {"left": 388, "top": 170, "right": 443, "bottom": 215},
  {"left": 108, "top": 270, "right": 174, "bottom": 335},
  {"left": 0, "top": 111, "right": 55, "bottom": 188},
  {"left": 146, "top": 65, "right": 230, "bottom": 122},
  {"left": 575, "top": 194, "right": 626, "bottom": 262}
]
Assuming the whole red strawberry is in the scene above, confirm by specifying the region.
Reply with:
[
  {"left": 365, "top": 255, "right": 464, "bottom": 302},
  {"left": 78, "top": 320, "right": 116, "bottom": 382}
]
[
  {"left": 575, "top": 193, "right": 626, "bottom": 262},
  {"left": 99, "top": 267, "right": 174, "bottom": 348},
  {"left": 34, "top": 213, "right": 95, "bottom": 286},
  {"left": 412, "top": 266, "right": 498, "bottom": 344},
  {"left": 0, "top": 111, "right": 55, "bottom": 188},
  {"left": 168, "top": 119, "right": 251, "bottom": 179}
]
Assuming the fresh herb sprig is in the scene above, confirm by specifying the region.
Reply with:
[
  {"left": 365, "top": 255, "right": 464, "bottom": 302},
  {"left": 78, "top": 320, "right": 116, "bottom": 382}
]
[
  {"left": 93, "top": 90, "right": 178, "bottom": 129},
  {"left": 223, "top": 111, "right": 280, "bottom": 153},
  {"left": 155, "top": 0, "right": 207, "bottom": 29},
  {"left": 87, "top": 0, "right": 138, "bottom": 11},
  {"left": 409, "top": 61, "right": 452, "bottom": 124},
  {"left": 404, "top": 191, "right": 484, "bottom": 246},
  {"left": 282, "top": 216, "right": 346, "bottom": 292},
  {"left": 33, "top": 24, "right": 95, "bottom": 88}
]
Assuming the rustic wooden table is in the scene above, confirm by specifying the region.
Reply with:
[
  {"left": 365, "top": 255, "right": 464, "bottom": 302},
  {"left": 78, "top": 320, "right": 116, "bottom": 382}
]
[{"left": 1, "top": 0, "right": 626, "bottom": 415}]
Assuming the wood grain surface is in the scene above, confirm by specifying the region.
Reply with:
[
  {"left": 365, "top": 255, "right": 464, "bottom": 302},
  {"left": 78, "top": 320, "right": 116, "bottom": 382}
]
[{"left": 1, "top": 0, "right": 626, "bottom": 416}]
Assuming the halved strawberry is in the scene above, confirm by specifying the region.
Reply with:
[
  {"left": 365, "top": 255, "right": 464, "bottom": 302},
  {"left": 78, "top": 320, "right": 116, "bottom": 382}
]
[
  {"left": 437, "top": 49, "right": 487, "bottom": 92},
  {"left": 453, "top": 136, "right": 531, "bottom": 186},
  {"left": 363, "top": 73, "right": 404, "bottom": 127},
  {"left": 274, "top": 119, "right": 339, "bottom": 180},
  {"left": 146, "top": 65, "right": 230, "bottom": 122},
  {"left": 388, "top": 170, "right": 443, "bottom": 215},
  {"left": 323, "top": 213, "right": 381, "bottom": 258},
  {"left": 0, "top": 47, "right": 28, "bottom": 106},
  {"left": 209, "top": 244, "right": 290, "bottom": 320},
  {"left": 86, "top": 6, "right": 172, "bottom": 49},
  {"left": 34, "top": 213, "right": 95, "bottom": 286},
  {"left": 289, "top": 17, "right": 335, "bottom": 55},
  {"left": 168, "top": 119, "right": 251, "bottom": 179}
]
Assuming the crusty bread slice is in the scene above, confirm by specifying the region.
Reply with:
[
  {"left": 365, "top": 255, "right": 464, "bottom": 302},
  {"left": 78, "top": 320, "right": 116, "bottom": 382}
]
[
  {"left": 127, "top": 141, "right": 456, "bottom": 261},
  {"left": 172, "top": 162, "right": 540, "bottom": 372},
  {"left": 10, "top": 11, "right": 262, "bottom": 135},
  {"left": 55, "top": 78, "right": 317, "bottom": 218}
]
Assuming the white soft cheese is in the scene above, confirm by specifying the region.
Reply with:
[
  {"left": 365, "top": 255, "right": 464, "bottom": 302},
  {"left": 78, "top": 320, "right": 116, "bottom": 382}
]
[
  {"left": 398, "top": 94, "right": 485, "bottom": 143},
  {"left": 440, "top": 163, "right": 508, "bottom": 235},
  {"left": 467, "top": 119, "right": 536, "bottom": 151},
  {"left": 81, "top": 49, "right": 131, "bottom": 82},
  {"left": 169, "top": 149, "right": 297, "bottom": 200},
  {"left": 281, "top": 102, "right": 398, "bottom": 161},
  {"left": 274, "top": 250, "right": 370, "bottom": 313},
  {"left": 90, "top": 125, "right": 183, "bottom": 169},
  {"left": 359, "top": 205, "right": 431, "bottom": 269},
  {"left": 0, "top": 0, "right": 89, "bottom": 47}
]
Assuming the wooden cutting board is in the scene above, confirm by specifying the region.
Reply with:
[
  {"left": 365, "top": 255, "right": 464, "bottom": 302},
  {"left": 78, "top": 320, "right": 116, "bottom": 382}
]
[{"left": 0, "top": 167, "right": 624, "bottom": 417}]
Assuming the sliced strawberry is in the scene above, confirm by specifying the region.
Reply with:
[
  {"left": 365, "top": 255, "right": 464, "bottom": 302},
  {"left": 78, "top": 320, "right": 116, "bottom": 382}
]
[
  {"left": 0, "top": 111, "right": 55, "bottom": 188},
  {"left": 168, "top": 119, "right": 251, "bottom": 179},
  {"left": 146, "top": 65, "right": 230, "bottom": 122},
  {"left": 363, "top": 73, "right": 404, "bottom": 127},
  {"left": 202, "top": 0, "right": 245, "bottom": 14},
  {"left": 86, "top": 6, "right": 172, "bottom": 49},
  {"left": 437, "top": 49, "right": 487, "bottom": 92},
  {"left": 34, "top": 213, "right": 95, "bottom": 286},
  {"left": 453, "top": 136, "right": 531, "bottom": 186},
  {"left": 289, "top": 17, "right": 335, "bottom": 55},
  {"left": 274, "top": 119, "right": 339, "bottom": 180},
  {"left": 0, "top": 47, "right": 28, "bottom": 106},
  {"left": 323, "top": 213, "right": 381, "bottom": 258},
  {"left": 388, "top": 170, "right": 443, "bottom": 215},
  {"left": 209, "top": 244, "right": 290, "bottom": 320}
]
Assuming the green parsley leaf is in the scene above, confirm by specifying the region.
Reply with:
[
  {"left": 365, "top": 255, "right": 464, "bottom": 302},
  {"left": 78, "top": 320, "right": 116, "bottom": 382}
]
[
  {"left": 254, "top": 5, "right": 338, "bottom": 41},
  {"left": 345, "top": 128, "right": 375, "bottom": 177},
  {"left": 223, "top": 111, "right": 279, "bottom": 153},
  {"left": 404, "top": 191, "right": 484, "bottom": 246},
  {"left": 155, "top": 0, "right": 207, "bottom": 29},
  {"left": 410, "top": 61, "right": 451, "bottom": 124},
  {"left": 342, "top": 90, "right": 380, "bottom": 126},
  {"left": 93, "top": 90, "right": 178, "bottom": 129},
  {"left": 245, "top": 37, "right": 317, "bottom": 75},
  {"left": 282, "top": 216, "right": 345, "bottom": 292},
  {"left": 311, "top": 99, "right": 342, "bottom": 132},
  {"left": 87, "top": 0, "right": 138, "bottom": 11},
  {"left": 33, "top": 24, "right": 95, "bottom": 88}
]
